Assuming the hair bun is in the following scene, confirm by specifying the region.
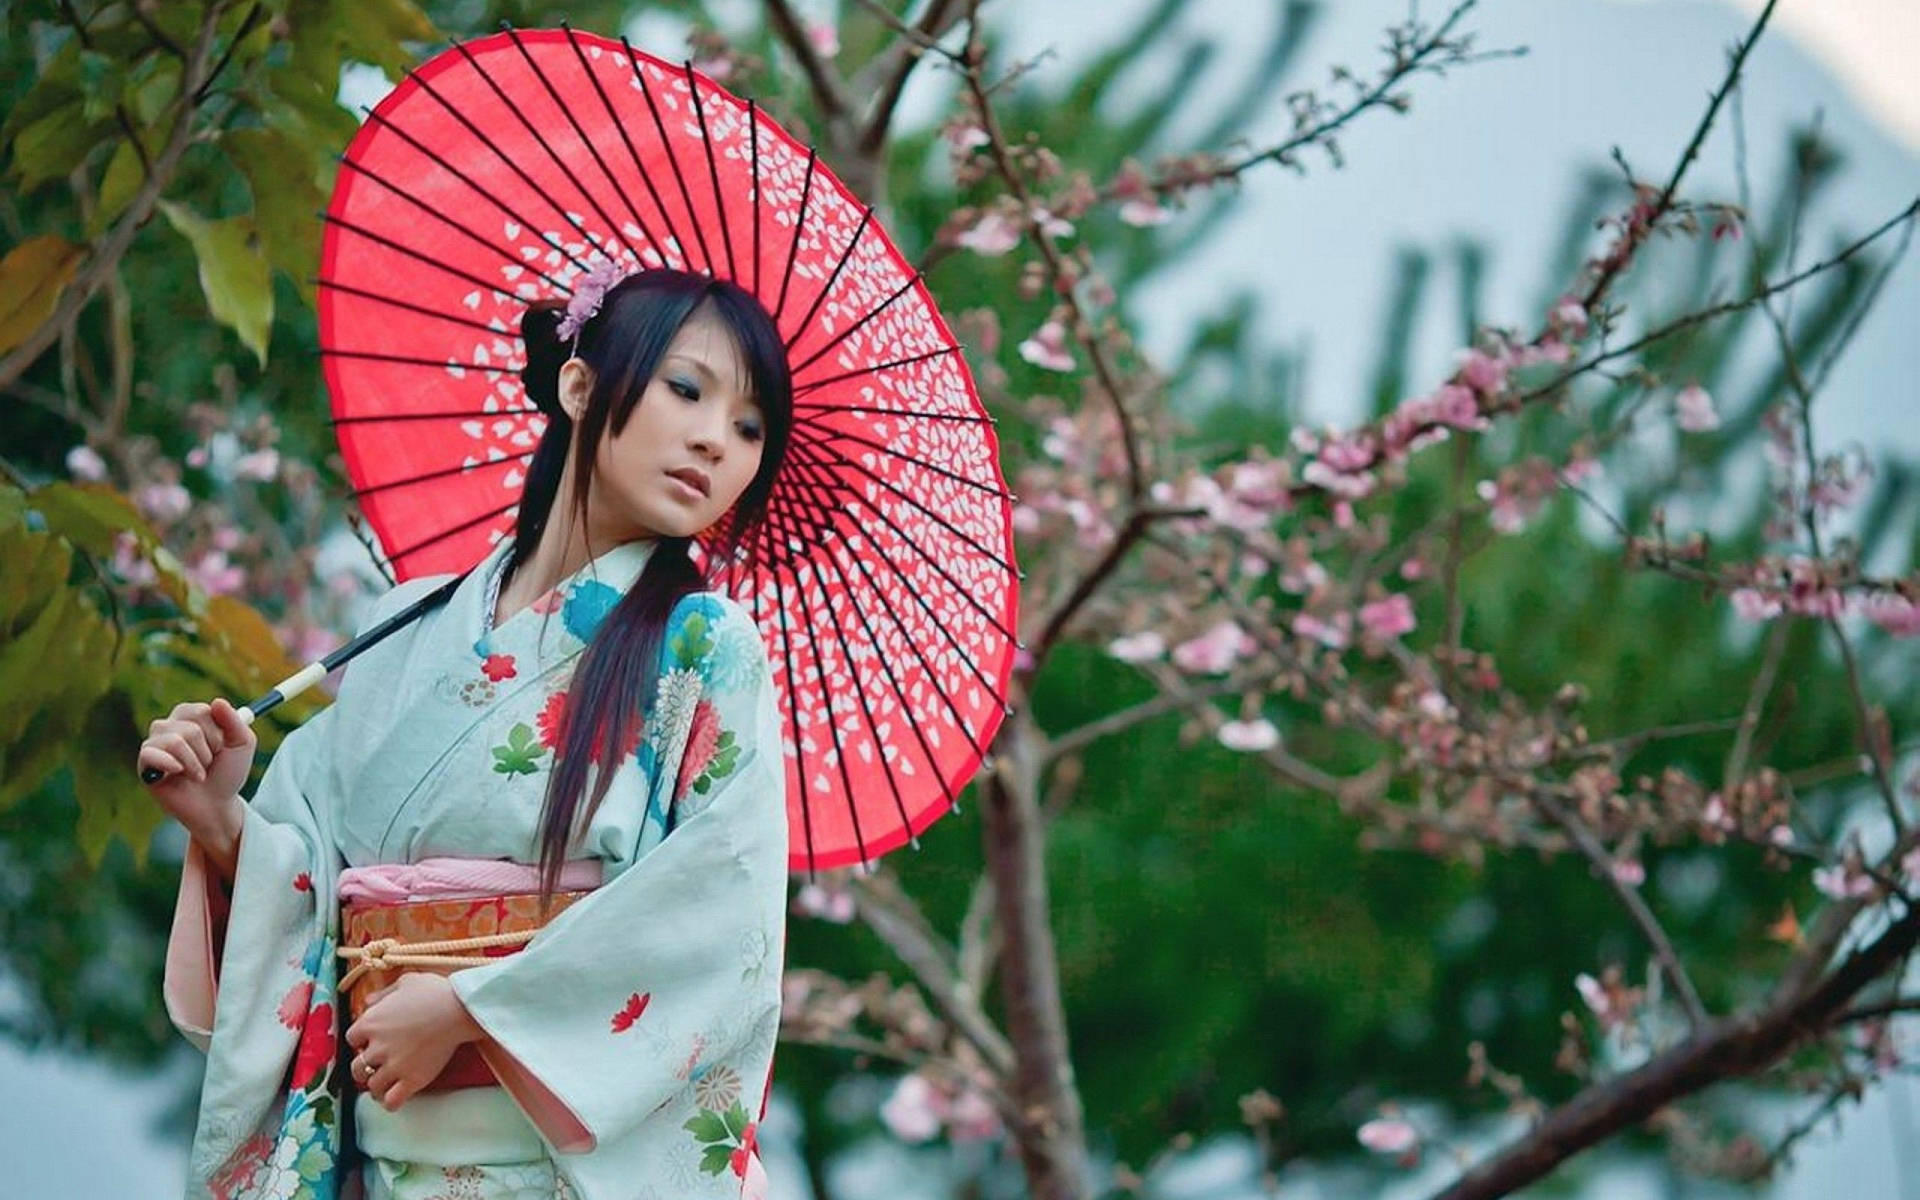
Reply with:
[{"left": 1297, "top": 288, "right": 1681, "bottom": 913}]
[{"left": 519, "top": 302, "right": 571, "bottom": 420}]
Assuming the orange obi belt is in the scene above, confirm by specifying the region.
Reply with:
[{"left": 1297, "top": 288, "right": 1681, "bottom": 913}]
[{"left": 337, "top": 861, "right": 598, "bottom": 1093}]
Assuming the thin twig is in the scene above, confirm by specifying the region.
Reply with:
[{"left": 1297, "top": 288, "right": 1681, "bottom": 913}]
[{"left": 1533, "top": 787, "right": 1709, "bottom": 1028}]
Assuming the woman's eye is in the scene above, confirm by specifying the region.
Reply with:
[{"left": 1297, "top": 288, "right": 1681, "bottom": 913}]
[
  {"left": 670, "top": 379, "right": 700, "bottom": 401},
  {"left": 737, "top": 423, "right": 764, "bottom": 442}
]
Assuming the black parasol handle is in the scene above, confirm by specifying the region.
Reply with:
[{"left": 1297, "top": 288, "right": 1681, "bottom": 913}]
[{"left": 139, "top": 576, "right": 463, "bottom": 785}]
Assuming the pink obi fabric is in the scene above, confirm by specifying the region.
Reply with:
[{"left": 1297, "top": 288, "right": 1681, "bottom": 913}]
[{"left": 337, "top": 857, "right": 603, "bottom": 903}]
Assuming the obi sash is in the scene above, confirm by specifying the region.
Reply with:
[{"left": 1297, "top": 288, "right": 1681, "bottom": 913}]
[{"left": 337, "top": 858, "right": 602, "bottom": 1092}]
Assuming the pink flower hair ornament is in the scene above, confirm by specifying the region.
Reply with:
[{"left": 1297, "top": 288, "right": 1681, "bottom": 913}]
[{"left": 556, "top": 258, "right": 628, "bottom": 342}]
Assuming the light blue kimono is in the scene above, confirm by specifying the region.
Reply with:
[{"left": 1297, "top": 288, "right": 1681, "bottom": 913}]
[{"left": 164, "top": 538, "right": 787, "bottom": 1199}]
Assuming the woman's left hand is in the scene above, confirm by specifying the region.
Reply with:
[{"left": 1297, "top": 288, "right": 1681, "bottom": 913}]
[{"left": 344, "top": 973, "right": 485, "bottom": 1111}]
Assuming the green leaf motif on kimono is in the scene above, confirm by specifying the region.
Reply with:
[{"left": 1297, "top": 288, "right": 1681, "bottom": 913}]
[
  {"left": 295, "top": 1142, "right": 331, "bottom": 1181},
  {"left": 491, "top": 722, "right": 547, "bottom": 776},
  {"left": 669, "top": 610, "right": 716, "bottom": 670},
  {"left": 691, "top": 730, "right": 741, "bottom": 796},
  {"left": 700, "top": 1144, "right": 735, "bottom": 1176},
  {"left": 684, "top": 1109, "right": 731, "bottom": 1144}
]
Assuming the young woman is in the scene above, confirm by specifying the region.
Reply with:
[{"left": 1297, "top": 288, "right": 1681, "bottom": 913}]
[{"left": 142, "top": 269, "right": 794, "bottom": 1199}]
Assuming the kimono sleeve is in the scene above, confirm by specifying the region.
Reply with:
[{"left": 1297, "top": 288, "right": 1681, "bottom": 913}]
[
  {"left": 451, "top": 594, "right": 789, "bottom": 1159},
  {"left": 162, "top": 705, "right": 334, "bottom": 1052}
]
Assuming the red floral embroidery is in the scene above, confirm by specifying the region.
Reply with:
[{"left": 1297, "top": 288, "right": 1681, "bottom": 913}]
[
  {"left": 208, "top": 1130, "right": 274, "bottom": 1200},
  {"left": 276, "top": 980, "right": 314, "bottom": 1030},
  {"left": 535, "top": 689, "right": 569, "bottom": 750},
  {"left": 676, "top": 699, "right": 722, "bottom": 797},
  {"left": 293, "top": 871, "right": 312, "bottom": 893},
  {"left": 610, "top": 991, "right": 651, "bottom": 1033},
  {"left": 731, "top": 1123, "right": 759, "bottom": 1178},
  {"left": 291, "top": 1001, "right": 335, "bottom": 1090},
  {"left": 481, "top": 653, "right": 518, "bottom": 682},
  {"left": 537, "top": 688, "right": 644, "bottom": 761}
]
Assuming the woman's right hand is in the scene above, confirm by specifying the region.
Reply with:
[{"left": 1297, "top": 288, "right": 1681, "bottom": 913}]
[{"left": 138, "top": 699, "right": 255, "bottom": 846}]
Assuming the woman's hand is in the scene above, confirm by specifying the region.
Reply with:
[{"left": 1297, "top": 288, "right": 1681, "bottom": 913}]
[
  {"left": 138, "top": 699, "right": 255, "bottom": 881},
  {"left": 344, "top": 973, "right": 486, "bottom": 1112}
]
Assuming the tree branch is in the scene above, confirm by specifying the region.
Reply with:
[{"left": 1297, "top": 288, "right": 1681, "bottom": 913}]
[
  {"left": 0, "top": 5, "right": 226, "bottom": 394},
  {"left": 763, "top": 0, "right": 854, "bottom": 124}
]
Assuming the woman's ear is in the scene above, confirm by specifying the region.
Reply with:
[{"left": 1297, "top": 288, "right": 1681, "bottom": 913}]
[{"left": 557, "top": 358, "right": 594, "bottom": 422}]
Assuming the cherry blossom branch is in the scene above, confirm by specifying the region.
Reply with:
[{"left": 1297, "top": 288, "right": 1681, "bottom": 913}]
[
  {"left": 1577, "top": 0, "right": 1778, "bottom": 311},
  {"left": 957, "top": 3, "right": 1146, "bottom": 501},
  {"left": 853, "top": 0, "right": 969, "bottom": 156},
  {"left": 1532, "top": 786, "right": 1709, "bottom": 1028},
  {"left": 1429, "top": 897, "right": 1920, "bottom": 1200},
  {"left": 762, "top": 0, "right": 854, "bottom": 123},
  {"left": 1102, "top": 1, "right": 1514, "bottom": 204},
  {"left": 1045, "top": 678, "right": 1239, "bottom": 764},
  {"left": 849, "top": 868, "right": 1017, "bottom": 1074}
]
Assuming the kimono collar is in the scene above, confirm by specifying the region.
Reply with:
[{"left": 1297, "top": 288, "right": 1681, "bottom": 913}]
[{"left": 470, "top": 534, "right": 663, "bottom": 657}]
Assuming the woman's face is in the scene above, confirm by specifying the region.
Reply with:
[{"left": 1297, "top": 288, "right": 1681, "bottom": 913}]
[{"left": 560, "top": 306, "right": 768, "bottom": 545}]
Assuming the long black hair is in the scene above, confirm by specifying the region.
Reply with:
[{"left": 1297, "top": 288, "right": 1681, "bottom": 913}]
[{"left": 515, "top": 269, "right": 791, "bottom": 898}]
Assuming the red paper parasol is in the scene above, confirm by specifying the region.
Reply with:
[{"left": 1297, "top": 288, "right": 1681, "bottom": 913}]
[{"left": 319, "top": 27, "right": 1018, "bottom": 872}]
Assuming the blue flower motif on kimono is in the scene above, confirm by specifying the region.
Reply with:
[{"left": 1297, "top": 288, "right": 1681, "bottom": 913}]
[
  {"left": 705, "top": 608, "right": 769, "bottom": 693},
  {"left": 298, "top": 934, "right": 327, "bottom": 980},
  {"left": 564, "top": 578, "right": 621, "bottom": 643}
]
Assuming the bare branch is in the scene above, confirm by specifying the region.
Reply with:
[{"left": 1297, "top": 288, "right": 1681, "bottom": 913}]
[
  {"left": 1532, "top": 787, "right": 1709, "bottom": 1028},
  {"left": 763, "top": 0, "right": 854, "bottom": 124}
]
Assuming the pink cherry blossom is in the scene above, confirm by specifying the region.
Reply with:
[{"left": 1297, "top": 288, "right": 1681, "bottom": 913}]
[
  {"left": 1292, "top": 612, "right": 1351, "bottom": 649},
  {"left": 187, "top": 550, "right": 245, "bottom": 596},
  {"left": 1031, "top": 207, "right": 1075, "bottom": 240},
  {"left": 1862, "top": 593, "right": 1920, "bottom": 637},
  {"left": 1551, "top": 300, "right": 1590, "bottom": 337},
  {"left": 1456, "top": 347, "right": 1511, "bottom": 396},
  {"left": 1611, "top": 858, "right": 1645, "bottom": 887},
  {"left": 1428, "top": 383, "right": 1484, "bottom": 431},
  {"left": 1357, "top": 1117, "right": 1419, "bottom": 1155},
  {"left": 65, "top": 444, "right": 107, "bottom": 481},
  {"left": 1217, "top": 718, "right": 1280, "bottom": 752},
  {"left": 1119, "top": 198, "right": 1172, "bottom": 227},
  {"left": 944, "top": 121, "right": 990, "bottom": 152},
  {"left": 793, "top": 883, "right": 856, "bottom": 924},
  {"left": 1812, "top": 863, "right": 1875, "bottom": 901},
  {"left": 945, "top": 1087, "right": 1002, "bottom": 1142},
  {"left": 1018, "top": 321, "right": 1076, "bottom": 372},
  {"left": 1730, "top": 588, "right": 1783, "bottom": 622},
  {"left": 806, "top": 22, "right": 840, "bottom": 57},
  {"left": 135, "top": 482, "right": 191, "bottom": 523},
  {"left": 1359, "top": 594, "right": 1416, "bottom": 640},
  {"left": 1172, "top": 621, "right": 1254, "bottom": 674},
  {"left": 1674, "top": 385, "right": 1719, "bottom": 433},
  {"left": 110, "top": 533, "right": 157, "bottom": 588},
  {"left": 1574, "top": 972, "right": 1609, "bottom": 1017},
  {"left": 233, "top": 448, "right": 280, "bottom": 481},
  {"left": 880, "top": 1073, "right": 945, "bottom": 1143},
  {"left": 1106, "top": 631, "right": 1166, "bottom": 663},
  {"left": 957, "top": 211, "right": 1021, "bottom": 257}
]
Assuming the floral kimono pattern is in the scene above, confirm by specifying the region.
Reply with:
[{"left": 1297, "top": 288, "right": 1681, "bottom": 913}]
[{"left": 164, "top": 539, "right": 788, "bottom": 1199}]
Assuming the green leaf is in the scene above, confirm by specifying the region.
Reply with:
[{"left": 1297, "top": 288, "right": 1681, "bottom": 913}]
[
  {"left": 224, "top": 127, "right": 327, "bottom": 290},
  {"left": 158, "top": 201, "right": 274, "bottom": 365},
  {"left": 0, "top": 525, "right": 72, "bottom": 633},
  {"left": 91, "top": 139, "right": 148, "bottom": 236},
  {"left": 0, "top": 235, "right": 84, "bottom": 358},
  {"left": 70, "top": 695, "right": 164, "bottom": 868},
  {"left": 340, "top": 0, "right": 439, "bottom": 78},
  {"left": 683, "top": 1109, "right": 731, "bottom": 1144},
  {"left": 698, "top": 1144, "right": 734, "bottom": 1176},
  {"left": 671, "top": 612, "right": 715, "bottom": 667},
  {"left": 9, "top": 105, "right": 111, "bottom": 192}
]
